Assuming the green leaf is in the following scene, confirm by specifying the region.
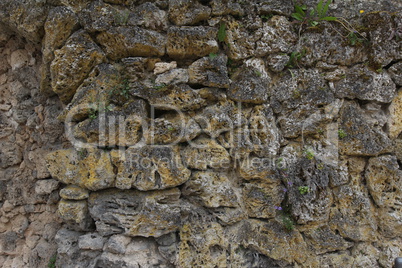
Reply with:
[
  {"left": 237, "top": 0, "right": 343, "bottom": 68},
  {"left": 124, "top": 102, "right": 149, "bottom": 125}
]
[
  {"left": 316, "top": 0, "right": 324, "bottom": 17},
  {"left": 322, "top": 0, "right": 332, "bottom": 17},
  {"left": 218, "top": 22, "right": 226, "bottom": 42},
  {"left": 291, "top": 13, "right": 304, "bottom": 21},
  {"left": 294, "top": 4, "right": 306, "bottom": 17},
  {"left": 310, "top": 20, "right": 319, "bottom": 26},
  {"left": 320, "top": 16, "right": 337, "bottom": 21}
]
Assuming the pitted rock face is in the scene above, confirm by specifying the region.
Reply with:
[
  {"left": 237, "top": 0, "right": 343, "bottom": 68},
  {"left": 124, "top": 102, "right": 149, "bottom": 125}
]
[{"left": 2, "top": 0, "right": 402, "bottom": 267}]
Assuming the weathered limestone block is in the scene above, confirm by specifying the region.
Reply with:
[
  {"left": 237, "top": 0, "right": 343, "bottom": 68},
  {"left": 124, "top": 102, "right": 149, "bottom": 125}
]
[
  {"left": 58, "top": 200, "right": 89, "bottom": 225},
  {"left": 238, "top": 157, "right": 276, "bottom": 180},
  {"left": 111, "top": 146, "right": 191, "bottom": 191},
  {"left": 79, "top": 1, "right": 118, "bottom": 32},
  {"left": 104, "top": 235, "right": 131, "bottom": 254},
  {"left": 389, "top": 62, "right": 402, "bottom": 86},
  {"left": 195, "top": 99, "right": 251, "bottom": 138},
  {"left": 378, "top": 239, "right": 402, "bottom": 268},
  {"left": 249, "top": 104, "right": 281, "bottom": 157},
  {"left": 238, "top": 219, "right": 318, "bottom": 266},
  {"left": 377, "top": 208, "right": 402, "bottom": 238},
  {"left": 257, "top": 0, "right": 293, "bottom": 16},
  {"left": 182, "top": 171, "right": 238, "bottom": 208},
  {"left": 41, "top": 6, "right": 79, "bottom": 94},
  {"left": 132, "top": 83, "right": 207, "bottom": 111},
  {"left": 181, "top": 138, "right": 231, "bottom": 170},
  {"left": 299, "top": 26, "right": 367, "bottom": 66},
  {"left": 78, "top": 233, "right": 106, "bottom": 250},
  {"left": 58, "top": 64, "right": 128, "bottom": 122},
  {"left": 60, "top": 0, "right": 92, "bottom": 13},
  {"left": 364, "top": 12, "right": 402, "bottom": 66},
  {"left": 97, "top": 27, "right": 166, "bottom": 60},
  {"left": 329, "top": 179, "right": 378, "bottom": 242},
  {"left": 225, "top": 18, "right": 260, "bottom": 60},
  {"left": 318, "top": 252, "right": 354, "bottom": 267},
  {"left": 255, "top": 16, "right": 297, "bottom": 56},
  {"left": 266, "top": 54, "right": 290, "bottom": 72},
  {"left": 178, "top": 221, "right": 228, "bottom": 268},
  {"left": 388, "top": 89, "right": 402, "bottom": 139},
  {"left": 188, "top": 54, "right": 229, "bottom": 88},
  {"left": 304, "top": 225, "right": 353, "bottom": 254},
  {"left": 144, "top": 114, "right": 201, "bottom": 145},
  {"left": 334, "top": 64, "right": 396, "bottom": 103},
  {"left": 243, "top": 180, "right": 284, "bottom": 219},
  {"left": 168, "top": 0, "right": 211, "bottom": 26},
  {"left": 34, "top": 179, "right": 59, "bottom": 195},
  {"left": 46, "top": 148, "right": 116, "bottom": 191},
  {"left": 228, "top": 58, "right": 271, "bottom": 104},
  {"left": 72, "top": 99, "right": 147, "bottom": 147},
  {"left": 218, "top": 128, "right": 254, "bottom": 159},
  {"left": 130, "top": 2, "right": 168, "bottom": 31},
  {"left": 51, "top": 30, "right": 106, "bottom": 103},
  {"left": 0, "top": 0, "right": 48, "bottom": 43},
  {"left": 89, "top": 188, "right": 183, "bottom": 237},
  {"left": 154, "top": 61, "right": 177, "bottom": 74},
  {"left": 365, "top": 155, "right": 402, "bottom": 208},
  {"left": 167, "top": 26, "right": 218, "bottom": 59},
  {"left": 210, "top": 0, "right": 243, "bottom": 16},
  {"left": 155, "top": 68, "right": 189, "bottom": 85},
  {"left": 60, "top": 185, "right": 89, "bottom": 200},
  {"left": 339, "top": 102, "right": 392, "bottom": 156}
]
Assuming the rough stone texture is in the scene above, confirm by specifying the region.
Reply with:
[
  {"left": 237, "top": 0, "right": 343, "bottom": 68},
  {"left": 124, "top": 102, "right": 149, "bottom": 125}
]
[
  {"left": 2, "top": 1, "right": 402, "bottom": 267},
  {"left": 51, "top": 30, "right": 106, "bottom": 103},
  {"left": 334, "top": 64, "right": 396, "bottom": 103},
  {"left": 388, "top": 89, "right": 402, "bottom": 139},
  {"left": 167, "top": 26, "right": 219, "bottom": 59},
  {"left": 97, "top": 27, "right": 166, "bottom": 60}
]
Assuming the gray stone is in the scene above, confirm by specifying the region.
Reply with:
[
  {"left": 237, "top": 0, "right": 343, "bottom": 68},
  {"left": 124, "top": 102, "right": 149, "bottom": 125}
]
[
  {"left": 105, "top": 235, "right": 131, "bottom": 254},
  {"left": 34, "top": 179, "right": 59, "bottom": 195},
  {"left": 59, "top": 185, "right": 89, "bottom": 200},
  {"left": 389, "top": 62, "right": 402, "bottom": 86},
  {"left": 188, "top": 54, "right": 230, "bottom": 88},
  {"left": 334, "top": 64, "right": 396, "bottom": 103},
  {"left": 78, "top": 233, "right": 106, "bottom": 250},
  {"left": 155, "top": 68, "right": 189, "bottom": 85}
]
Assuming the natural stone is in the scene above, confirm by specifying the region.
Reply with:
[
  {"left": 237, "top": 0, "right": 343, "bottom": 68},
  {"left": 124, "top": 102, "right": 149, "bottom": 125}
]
[
  {"left": 257, "top": 0, "right": 293, "bottom": 16},
  {"left": 365, "top": 155, "right": 402, "bottom": 208},
  {"left": 167, "top": 26, "right": 218, "bottom": 59},
  {"left": 304, "top": 225, "right": 353, "bottom": 254},
  {"left": 58, "top": 199, "right": 89, "bottom": 225},
  {"left": 130, "top": 2, "right": 168, "bottom": 31},
  {"left": 78, "top": 233, "right": 105, "bottom": 250},
  {"left": 377, "top": 208, "right": 402, "bottom": 238},
  {"left": 111, "top": 146, "right": 191, "bottom": 191},
  {"left": 34, "top": 179, "right": 59, "bottom": 195},
  {"left": 388, "top": 89, "right": 402, "bottom": 139},
  {"left": 51, "top": 30, "right": 105, "bottom": 103},
  {"left": 97, "top": 27, "right": 166, "bottom": 60},
  {"left": 168, "top": 0, "right": 211, "bottom": 26},
  {"left": 339, "top": 101, "right": 392, "bottom": 156},
  {"left": 59, "top": 185, "right": 89, "bottom": 200},
  {"left": 181, "top": 138, "right": 231, "bottom": 170},
  {"left": 79, "top": 1, "right": 119, "bottom": 32},
  {"left": 104, "top": 235, "right": 131, "bottom": 254},
  {"left": 188, "top": 54, "right": 230, "bottom": 88},
  {"left": 182, "top": 171, "right": 238, "bottom": 208},
  {"left": 155, "top": 68, "right": 189, "bottom": 85},
  {"left": 154, "top": 61, "right": 177, "bottom": 74},
  {"left": 225, "top": 18, "right": 260, "bottom": 60},
  {"left": 243, "top": 180, "right": 284, "bottom": 219},
  {"left": 228, "top": 58, "right": 271, "bottom": 104},
  {"left": 89, "top": 188, "right": 184, "bottom": 237},
  {"left": 389, "top": 62, "right": 402, "bottom": 86},
  {"left": 334, "top": 64, "right": 396, "bottom": 103},
  {"left": 255, "top": 16, "right": 297, "bottom": 56}
]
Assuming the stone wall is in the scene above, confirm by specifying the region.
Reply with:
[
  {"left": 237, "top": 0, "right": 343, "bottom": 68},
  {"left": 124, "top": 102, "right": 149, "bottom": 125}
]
[{"left": 0, "top": 0, "right": 401, "bottom": 267}]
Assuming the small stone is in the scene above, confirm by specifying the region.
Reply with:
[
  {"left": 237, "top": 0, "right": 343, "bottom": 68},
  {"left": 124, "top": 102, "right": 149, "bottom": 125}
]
[
  {"left": 58, "top": 199, "right": 89, "bottom": 224},
  {"left": 34, "top": 179, "right": 60, "bottom": 195},
  {"left": 10, "top": 49, "right": 29, "bottom": 70},
  {"left": 154, "top": 61, "right": 177, "bottom": 74},
  {"left": 188, "top": 54, "right": 230, "bottom": 88},
  {"left": 389, "top": 62, "right": 402, "bottom": 86},
  {"left": 78, "top": 233, "right": 105, "bottom": 250},
  {"left": 155, "top": 68, "right": 189, "bottom": 85},
  {"left": 388, "top": 89, "right": 402, "bottom": 139},
  {"left": 105, "top": 235, "right": 131, "bottom": 254},
  {"left": 167, "top": 26, "right": 218, "bottom": 59},
  {"left": 60, "top": 185, "right": 89, "bottom": 200}
]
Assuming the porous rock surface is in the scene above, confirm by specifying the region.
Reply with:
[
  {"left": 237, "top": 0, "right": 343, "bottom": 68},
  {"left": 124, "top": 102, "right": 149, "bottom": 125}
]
[{"left": 0, "top": 0, "right": 401, "bottom": 267}]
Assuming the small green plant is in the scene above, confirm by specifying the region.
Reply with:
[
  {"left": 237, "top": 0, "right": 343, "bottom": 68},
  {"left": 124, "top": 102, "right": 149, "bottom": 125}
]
[
  {"left": 347, "top": 31, "right": 364, "bottom": 46},
  {"left": 298, "top": 186, "right": 309, "bottom": 195},
  {"left": 286, "top": 49, "right": 306, "bottom": 68},
  {"left": 292, "top": 0, "right": 337, "bottom": 27},
  {"left": 304, "top": 148, "right": 315, "bottom": 160},
  {"left": 254, "top": 69, "right": 262, "bottom": 77},
  {"left": 282, "top": 215, "right": 295, "bottom": 231},
  {"left": 110, "top": 79, "right": 130, "bottom": 99},
  {"left": 209, "top": 53, "right": 218, "bottom": 60},
  {"left": 167, "top": 126, "right": 176, "bottom": 132},
  {"left": 292, "top": 88, "right": 301, "bottom": 99},
  {"left": 218, "top": 22, "right": 227, "bottom": 42},
  {"left": 261, "top": 14, "right": 273, "bottom": 21},
  {"left": 48, "top": 253, "right": 57, "bottom": 268},
  {"left": 338, "top": 129, "right": 347, "bottom": 139},
  {"left": 89, "top": 108, "right": 98, "bottom": 120}
]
